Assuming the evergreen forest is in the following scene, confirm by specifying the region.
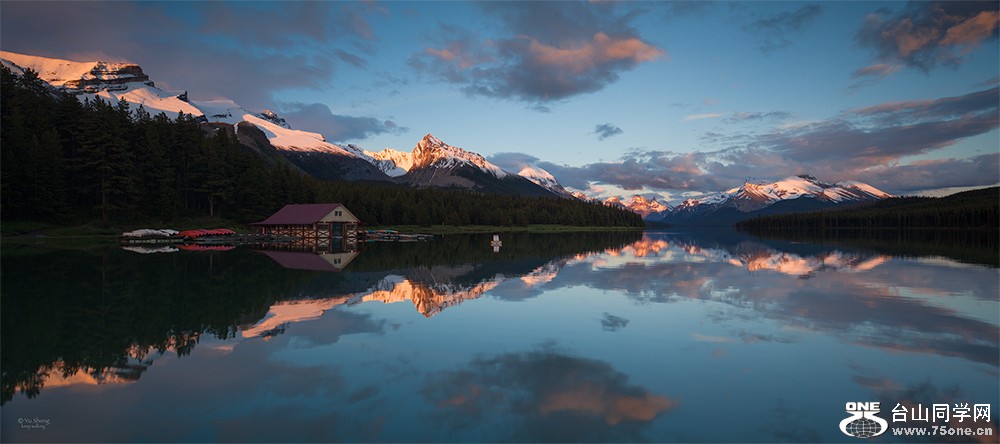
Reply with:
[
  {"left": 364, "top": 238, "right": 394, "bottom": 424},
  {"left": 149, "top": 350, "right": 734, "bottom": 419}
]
[
  {"left": 737, "top": 186, "right": 999, "bottom": 232},
  {"left": 1, "top": 66, "right": 644, "bottom": 229}
]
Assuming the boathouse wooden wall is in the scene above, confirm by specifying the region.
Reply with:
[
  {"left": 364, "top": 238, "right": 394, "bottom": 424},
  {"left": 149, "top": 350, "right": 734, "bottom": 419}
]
[{"left": 253, "top": 204, "right": 360, "bottom": 253}]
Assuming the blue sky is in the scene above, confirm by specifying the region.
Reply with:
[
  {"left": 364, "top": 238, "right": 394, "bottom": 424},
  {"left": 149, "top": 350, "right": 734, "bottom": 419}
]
[{"left": 2, "top": 1, "right": 997, "bottom": 201}]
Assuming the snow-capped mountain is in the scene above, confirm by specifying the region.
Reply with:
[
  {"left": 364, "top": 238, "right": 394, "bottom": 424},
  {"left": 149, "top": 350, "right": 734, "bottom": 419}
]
[
  {"left": 364, "top": 134, "right": 509, "bottom": 179},
  {"left": 626, "top": 195, "right": 670, "bottom": 218},
  {"left": 516, "top": 164, "right": 576, "bottom": 198},
  {"left": 603, "top": 196, "right": 624, "bottom": 208},
  {"left": 653, "top": 175, "right": 891, "bottom": 225},
  {"left": 602, "top": 194, "right": 670, "bottom": 218},
  {"left": 1, "top": 50, "right": 205, "bottom": 118},
  {"left": 237, "top": 113, "right": 392, "bottom": 181},
  {"left": 572, "top": 191, "right": 600, "bottom": 204},
  {"left": 363, "top": 134, "right": 556, "bottom": 196},
  {"left": 366, "top": 147, "right": 413, "bottom": 177},
  {"left": 410, "top": 134, "right": 508, "bottom": 177}
]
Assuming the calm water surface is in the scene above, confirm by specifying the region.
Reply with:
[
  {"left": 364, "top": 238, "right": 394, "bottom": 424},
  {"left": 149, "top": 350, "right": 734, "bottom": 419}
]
[{"left": 2, "top": 230, "right": 997, "bottom": 443}]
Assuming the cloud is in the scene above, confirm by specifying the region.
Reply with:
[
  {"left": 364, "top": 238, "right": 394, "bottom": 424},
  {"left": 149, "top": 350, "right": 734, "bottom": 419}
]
[
  {"left": 537, "top": 87, "right": 998, "bottom": 196},
  {"left": 0, "top": 2, "right": 383, "bottom": 111},
  {"left": 410, "top": 2, "right": 664, "bottom": 105},
  {"left": 421, "top": 346, "right": 676, "bottom": 441},
  {"left": 743, "top": 4, "right": 823, "bottom": 54},
  {"left": 487, "top": 152, "right": 542, "bottom": 173},
  {"left": 856, "top": 2, "right": 1000, "bottom": 71},
  {"left": 851, "top": 63, "right": 902, "bottom": 78},
  {"left": 765, "top": 87, "right": 999, "bottom": 167},
  {"left": 853, "top": 153, "right": 999, "bottom": 194},
  {"left": 600, "top": 313, "right": 630, "bottom": 332},
  {"left": 282, "top": 103, "right": 408, "bottom": 143},
  {"left": 683, "top": 113, "right": 723, "bottom": 121},
  {"left": 724, "top": 111, "right": 792, "bottom": 123},
  {"left": 593, "top": 123, "right": 624, "bottom": 140},
  {"left": 852, "top": 87, "right": 999, "bottom": 123},
  {"left": 977, "top": 76, "right": 1000, "bottom": 87},
  {"left": 537, "top": 152, "right": 730, "bottom": 192}
]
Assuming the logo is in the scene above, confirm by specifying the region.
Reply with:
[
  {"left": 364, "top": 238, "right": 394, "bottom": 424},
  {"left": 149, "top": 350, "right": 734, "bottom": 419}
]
[{"left": 840, "top": 402, "right": 888, "bottom": 438}]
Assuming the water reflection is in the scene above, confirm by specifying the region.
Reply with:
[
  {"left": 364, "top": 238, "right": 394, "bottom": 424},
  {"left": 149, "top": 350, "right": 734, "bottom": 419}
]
[
  {"left": 422, "top": 346, "right": 677, "bottom": 442},
  {"left": 2, "top": 229, "right": 997, "bottom": 442}
]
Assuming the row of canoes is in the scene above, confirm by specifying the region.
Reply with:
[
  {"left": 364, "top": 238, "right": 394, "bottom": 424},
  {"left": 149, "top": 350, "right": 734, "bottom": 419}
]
[{"left": 361, "top": 230, "right": 433, "bottom": 242}]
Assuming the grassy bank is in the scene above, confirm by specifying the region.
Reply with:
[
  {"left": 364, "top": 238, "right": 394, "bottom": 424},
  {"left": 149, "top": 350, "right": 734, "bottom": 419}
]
[
  {"left": 1, "top": 217, "right": 251, "bottom": 247},
  {"left": 1, "top": 220, "right": 644, "bottom": 246},
  {"left": 365, "top": 225, "right": 646, "bottom": 235}
]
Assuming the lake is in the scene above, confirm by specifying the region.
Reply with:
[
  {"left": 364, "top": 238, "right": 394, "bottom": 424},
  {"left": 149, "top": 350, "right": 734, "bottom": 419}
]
[{"left": 2, "top": 229, "right": 997, "bottom": 443}]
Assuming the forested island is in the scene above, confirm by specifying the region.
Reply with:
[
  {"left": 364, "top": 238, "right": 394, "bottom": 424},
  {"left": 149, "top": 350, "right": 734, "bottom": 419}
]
[
  {"left": 736, "top": 187, "right": 999, "bottom": 266},
  {"left": 737, "top": 186, "right": 998, "bottom": 232},
  {"left": 1, "top": 66, "right": 643, "bottom": 231}
]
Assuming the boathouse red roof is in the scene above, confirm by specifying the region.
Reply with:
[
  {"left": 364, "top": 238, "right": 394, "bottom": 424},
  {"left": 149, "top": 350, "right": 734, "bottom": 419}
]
[{"left": 253, "top": 203, "right": 345, "bottom": 225}]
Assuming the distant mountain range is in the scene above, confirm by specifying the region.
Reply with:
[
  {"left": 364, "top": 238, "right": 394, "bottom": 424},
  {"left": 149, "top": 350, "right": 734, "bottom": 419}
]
[
  {"left": 613, "top": 175, "right": 891, "bottom": 225},
  {"left": 1, "top": 50, "right": 892, "bottom": 224}
]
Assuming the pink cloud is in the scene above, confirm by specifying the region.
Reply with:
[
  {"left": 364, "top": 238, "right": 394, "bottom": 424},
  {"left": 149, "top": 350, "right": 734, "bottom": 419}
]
[
  {"left": 425, "top": 41, "right": 493, "bottom": 69},
  {"left": 851, "top": 63, "right": 901, "bottom": 78},
  {"left": 888, "top": 18, "right": 941, "bottom": 58},
  {"left": 526, "top": 32, "right": 663, "bottom": 75},
  {"left": 856, "top": 2, "right": 999, "bottom": 71},
  {"left": 940, "top": 10, "right": 1000, "bottom": 49}
]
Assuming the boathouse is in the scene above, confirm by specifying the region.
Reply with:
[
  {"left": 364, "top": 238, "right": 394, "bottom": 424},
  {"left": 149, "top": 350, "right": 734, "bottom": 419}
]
[{"left": 252, "top": 203, "right": 359, "bottom": 252}]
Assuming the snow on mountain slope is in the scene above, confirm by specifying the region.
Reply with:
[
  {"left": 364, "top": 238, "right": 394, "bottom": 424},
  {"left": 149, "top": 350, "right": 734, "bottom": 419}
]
[
  {"left": 603, "top": 194, "right": 670, "bottom": 217},
  {"left": 364, "top": 134, "right": 511, "bottom": 179},
  {"left": 411, "top": 134, "right": 508, "bottom": 178},
  {"left": 834, "top": 180, "right": 892, "bottom": 199},
  {"left": 366, "top": 148, "right": 414, "bottom": 177},
  {"left": 516, "top": 164, "right": 578, "bottom": 198},
  {"left": 730, "top": 175, "right": 891, "bottom": 210},
  {"left": 1, "top": 50, "right": 204, "bottom": 118},
  {"left": 603, "top": 196, "right": 624, "bottom": 208},
  {"left": 673, "top": 175, "right": 891, "bottom": 214},
  {"left": 241, "top": 113, "right": 373, "bottom": 159},
  {"left": 657, "top": 175, "right": 892, "bottom": 224},
  {"left": 93, "top": 84, "right": 204, "bottom": 118},
  {"left": 192, "top": 98, "right": 253, "bottom": 124},
  {"left": 1, "top": 51, "right": 140, "bottom": 88},
  {"left": 627, "top": 195, "right": 670, "bottom": 217},
  {"left": 518, "top": 164, "right": 559, "bottom": 189}
]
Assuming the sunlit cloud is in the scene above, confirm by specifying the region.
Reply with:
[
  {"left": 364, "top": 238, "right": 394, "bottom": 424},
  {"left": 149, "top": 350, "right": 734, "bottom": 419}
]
[
  {"left": 410, "top": 2, "right": 664, "bottom": 105},
  {"left": 683, "top": 113, "right": 723, "bottom": 121},
  {"left": 856, "top": 1, "right": 1000, "bottom": 71},
  {"left": 851, "top": 63, "right": 901, "bottom": 78},
  {"left": 422, "top": 347, "right": 676, "bottom": 440},
  {"left": 525, "top": 32, "right": 662, "bottom": 75}
]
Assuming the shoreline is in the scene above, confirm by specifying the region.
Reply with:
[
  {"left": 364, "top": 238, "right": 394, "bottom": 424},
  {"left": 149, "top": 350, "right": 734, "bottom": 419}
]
[{"left": 1, "top": 223, "right": 645, "bottom": 246}]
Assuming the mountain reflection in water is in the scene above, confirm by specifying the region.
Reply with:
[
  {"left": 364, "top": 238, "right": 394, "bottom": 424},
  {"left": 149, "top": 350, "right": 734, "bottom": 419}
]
[{"left": 2, "top": 229, "right": 996, "bottom": 442}]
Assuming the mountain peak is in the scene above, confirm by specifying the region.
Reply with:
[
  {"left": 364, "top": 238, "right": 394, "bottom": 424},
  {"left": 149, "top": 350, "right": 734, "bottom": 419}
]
[
  {"left": 410, "top": 134, "right": 508, "bottom": 178},
  {"left": 255, "top": 109, "right": 291, "bottom": 129},
  {"left": 620, "top": 194, "right": 670, "bottom": 217},
  {"left": 421, "top": 133, "right": 443, "bottom": 146}
]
